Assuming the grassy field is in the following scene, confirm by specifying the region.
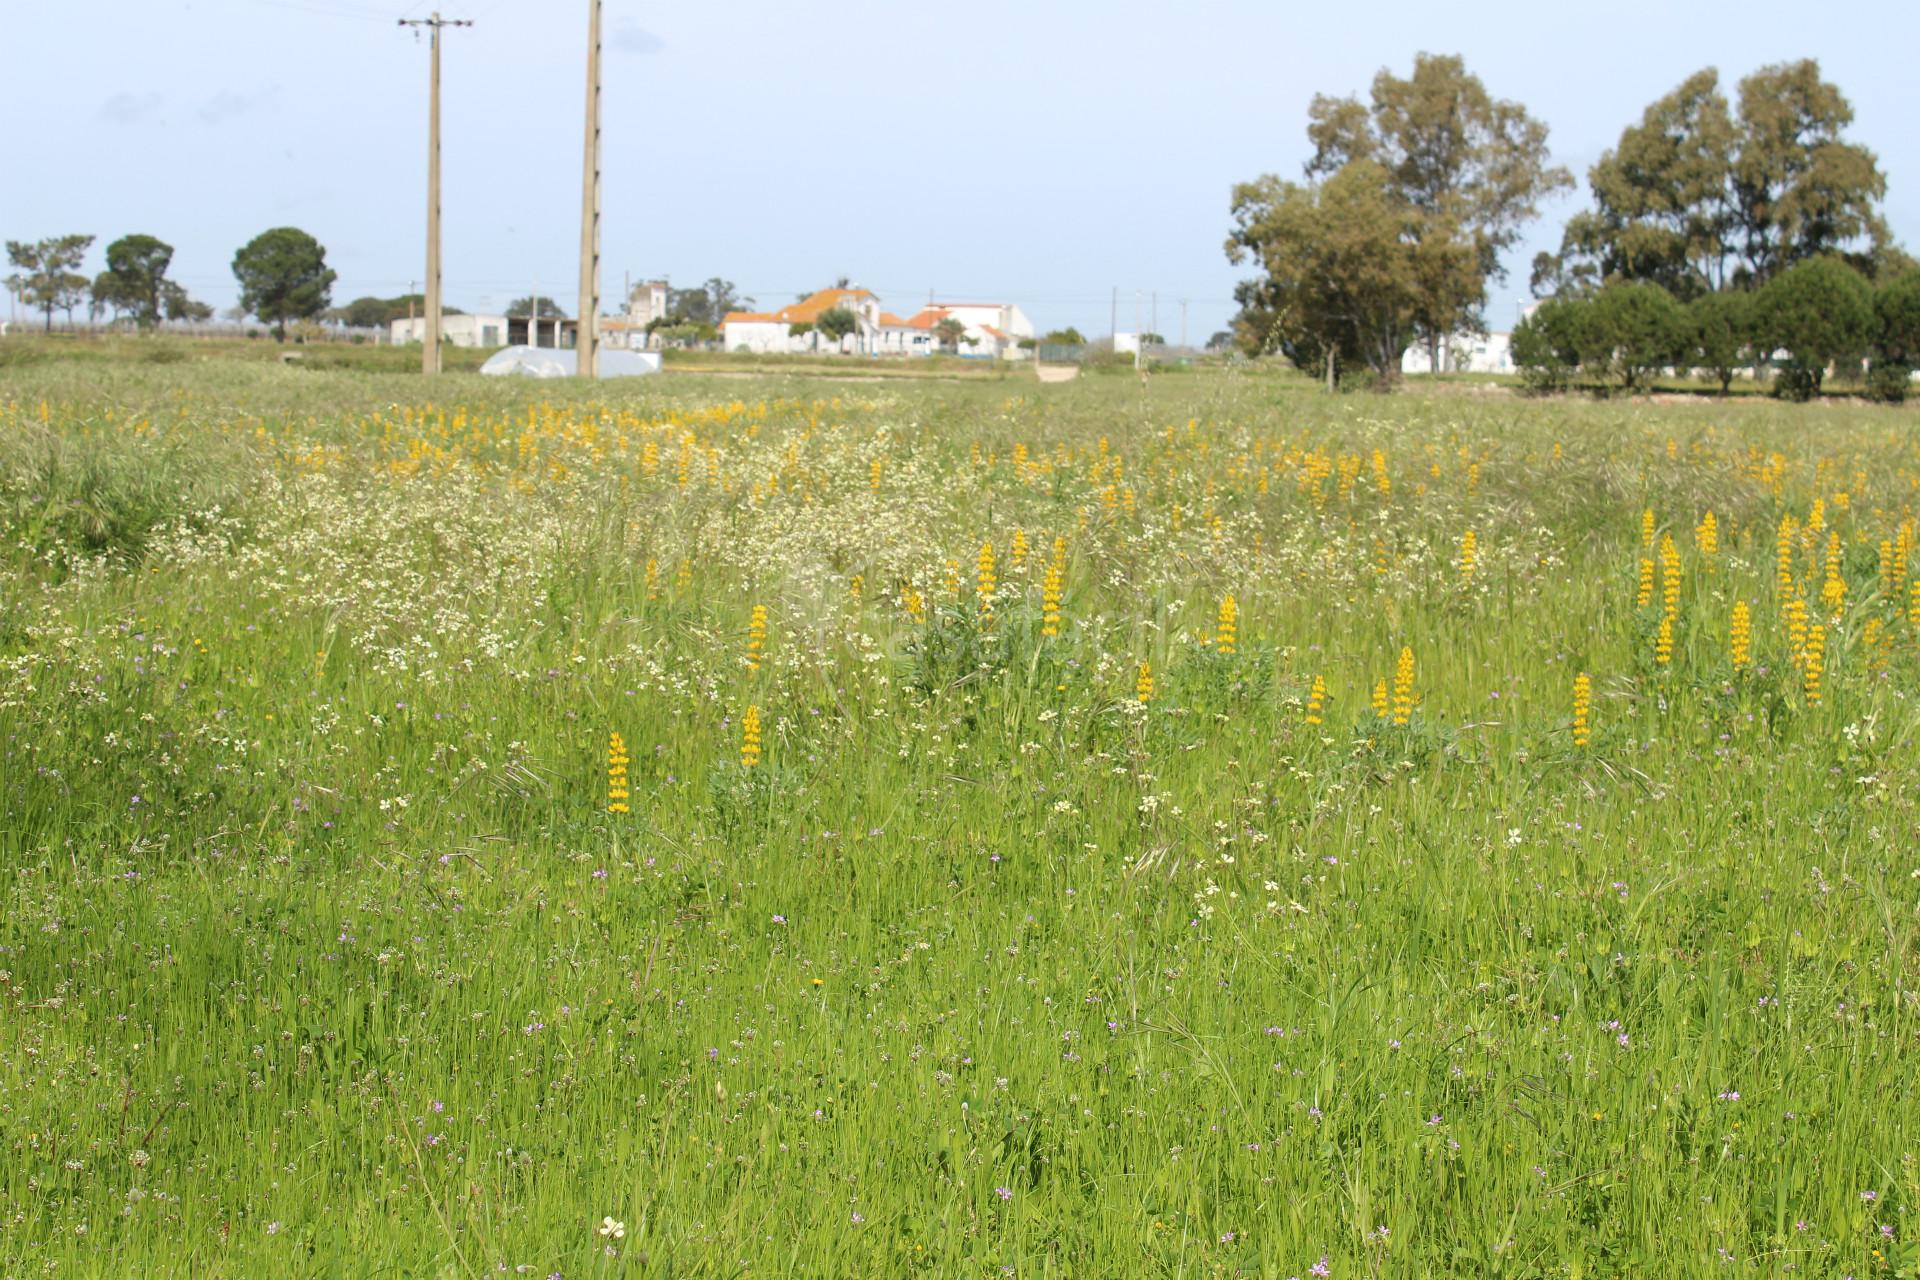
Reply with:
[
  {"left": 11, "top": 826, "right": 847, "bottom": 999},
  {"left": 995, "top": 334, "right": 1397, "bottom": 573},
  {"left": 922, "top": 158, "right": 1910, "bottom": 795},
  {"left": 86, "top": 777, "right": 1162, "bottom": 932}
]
[{"left": 2, "top": 353, "right": 1918, "bottom": 1278}]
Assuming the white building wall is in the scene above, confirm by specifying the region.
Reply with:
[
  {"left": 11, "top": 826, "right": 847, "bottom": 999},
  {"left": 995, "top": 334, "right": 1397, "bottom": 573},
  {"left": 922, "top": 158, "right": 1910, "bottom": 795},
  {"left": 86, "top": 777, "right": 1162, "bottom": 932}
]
[
  {"left": 724, "top": 320, "right": 796, "bottom": 354},
  {"left": 389, "top": 314, "right": 510, "bottom": 349},
  {"left": 1401, "top": 332, "right": 1514, "bottom": 375}
]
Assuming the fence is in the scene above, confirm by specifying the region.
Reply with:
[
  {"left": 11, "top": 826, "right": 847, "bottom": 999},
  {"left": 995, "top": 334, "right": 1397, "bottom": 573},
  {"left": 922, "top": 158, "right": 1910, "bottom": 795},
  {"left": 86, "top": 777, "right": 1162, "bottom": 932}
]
[{"left": 0, "top": 315, "right": 389, "bottom": 343}]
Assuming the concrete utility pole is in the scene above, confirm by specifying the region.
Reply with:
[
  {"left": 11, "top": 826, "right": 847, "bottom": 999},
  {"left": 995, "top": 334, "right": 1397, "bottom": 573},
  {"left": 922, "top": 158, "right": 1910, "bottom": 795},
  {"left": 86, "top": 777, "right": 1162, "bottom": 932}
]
[
  {"left": 399, "top": 12, "right": 471, "bottom": 376},
  {"left": 577, "top": 0, "right": 603, "bottom": 378}
]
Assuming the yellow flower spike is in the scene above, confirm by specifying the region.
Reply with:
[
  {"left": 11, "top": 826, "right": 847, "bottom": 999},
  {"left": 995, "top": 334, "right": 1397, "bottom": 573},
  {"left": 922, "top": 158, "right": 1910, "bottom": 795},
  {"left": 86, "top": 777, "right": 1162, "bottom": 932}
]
[
  {"left": 1459, "top": 529, "right": 1478, "bottom": 583},
  {"left": 1391, "top": 647, "right": 1414, "bottom": 726},
  {"left": 1215, "top": 594, "right": 1238, "bottom": 655},
  {"left": 1041, "top": 539, "right": 1066, "bottom": 638},
  {"left": 741, "top": 705, "right": 762, "bottom": 768},
  {"left": 1136, "top": 661, "right": 1154, "bottom": 703},
  {"left": 976, "top": 542, "right": 996, "bottom": 615},
  {"left": 1641, "top": 508, "right": 1656, "bottom": 548},
  {"left": 1695, "top": 511, "right": 1718, "bottom": 558},
  {"left": 1776, "top": 514, "right": 1799, "bottom": 595},
  {"left": 1730, "top": 601, "right": 1752, "bottom": 673},
  {"left": 606, "top": 731, "right": 631, "bottom": 814},
  {"left": 1655, "top": 614, "right": 1674, "bottom": 665},
  {"left": 1821, "top": 531, "right": 1846, "bottom": 615},
  {"left": 1802, "top": 624, "right": 1825, "bottom": 706},
  {"left": 1658, "top": 532, "right": 1681, "bottom": 619},
  {"left": 747, "top": 604, "right": 768, "bottom": 672},
  {"left": 1784, "top": 595, "right": 1809, "bottom": 668},
  {"left": 1572, "top": 673, "right": 1591, "bottom": 747},
  {"left": 1636, "top": 557, "right": 1655, "bottom": 609},
  {"left": 1305, "top": 675, "right": 1327, "bottom": 727}
]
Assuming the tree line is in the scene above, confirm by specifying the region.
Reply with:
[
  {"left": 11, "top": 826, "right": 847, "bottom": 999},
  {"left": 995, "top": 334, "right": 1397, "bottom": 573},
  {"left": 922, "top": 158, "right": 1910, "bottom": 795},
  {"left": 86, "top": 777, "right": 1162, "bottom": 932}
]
[
  {"left": 5, "top": 234, "right": 214, "bottom": 332},
  {"left": 1226, "top": 55, "right": 1911, "bottom": 398},
  {"left": 6, "top": 227, "right": 336, "bottom": 340},
  {"left": 1513, "top": 262, "right": 1919, "bottom": 401}
]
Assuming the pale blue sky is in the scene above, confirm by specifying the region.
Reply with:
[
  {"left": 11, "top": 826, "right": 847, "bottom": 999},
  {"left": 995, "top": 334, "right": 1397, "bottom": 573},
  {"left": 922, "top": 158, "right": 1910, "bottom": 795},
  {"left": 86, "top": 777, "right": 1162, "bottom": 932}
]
[{"left": 5, "top": 0, "right": 1915, "bottom": 341}]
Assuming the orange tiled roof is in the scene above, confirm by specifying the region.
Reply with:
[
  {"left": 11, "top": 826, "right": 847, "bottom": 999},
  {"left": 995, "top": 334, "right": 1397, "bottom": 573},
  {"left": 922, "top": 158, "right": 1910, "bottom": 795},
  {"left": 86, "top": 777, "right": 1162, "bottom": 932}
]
[
  {"left": 723, "top": 287, "right": 877, "bottom": 328},
  {"left": 777, "top": 287, "right": 874, "bottom": 324}
]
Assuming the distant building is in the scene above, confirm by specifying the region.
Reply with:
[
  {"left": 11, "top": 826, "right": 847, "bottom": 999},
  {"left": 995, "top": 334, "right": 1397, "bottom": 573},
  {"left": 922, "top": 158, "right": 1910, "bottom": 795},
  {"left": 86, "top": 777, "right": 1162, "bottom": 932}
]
[
  {"left": 722, "top": 287, "right": 1035, "bottom": 357},
  {"left": 723, "top": 287, "right": 904, "bottom": 355},
  {"left": 628, "top": 280, "right": 669, "bottom": 328},
  {"left": 903, "top": 302, "right": 1035, "bottom": 359},
  {"left": 617, "top": 280, "right": 670, "bottom": 349},
  {"left": 390, "top": 313, "right": 568, "bottom": 349},
  {"left": 390, "top": 314, "right": 510, "bottom": 349},
  {"left": 1401, "top": 331, "right": 1515, "bottom": 376}
]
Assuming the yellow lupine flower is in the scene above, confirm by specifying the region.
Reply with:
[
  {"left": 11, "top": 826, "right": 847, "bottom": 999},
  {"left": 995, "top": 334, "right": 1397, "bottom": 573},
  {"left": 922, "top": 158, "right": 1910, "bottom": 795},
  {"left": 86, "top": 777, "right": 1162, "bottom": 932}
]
[
  {"left": 1215, "top": 595, "right": 1237, "bottom": 655},
  {"left": 1391, "top": 646, "right": 1414, "bottom": 726},
  {"left": 606, "top": 731, "right": 630, "bottom": 814},
  {"left": 747, "top": 604, "right": 768, "bottom": 671},
  {"left": 1784, "top": 595, "right": 1809, "bottom": 667},
  {"left": 1572, "top": 673, "right": 1591, "bottom": 747},
  {"left": 1658, "top": 533, "right": 1681, "bottom": 618},
  {"left": 1305, "top": 675, "right": 1327, "bottom": 726},
  {"left": 1136, "top": 662, "right": 1154, "bottom": 703},
  {"left": 1802, "top": 624, "right": 1824, "bottom": 706},
  {"left": 1041, "top": 538, "right": 1065, "bottom": 637},
  {"left": 1820, "top": 531, "right": 1845, "bottom": 614},
  {"left": 741, "top": 705, "right": 762, "bottom": 767},
  {"left": 1776, "top": 514, "right": 1798, "bottom": 595},
  {"left": 1730, "top": 601, "right": 1751, "bottom": 672}
]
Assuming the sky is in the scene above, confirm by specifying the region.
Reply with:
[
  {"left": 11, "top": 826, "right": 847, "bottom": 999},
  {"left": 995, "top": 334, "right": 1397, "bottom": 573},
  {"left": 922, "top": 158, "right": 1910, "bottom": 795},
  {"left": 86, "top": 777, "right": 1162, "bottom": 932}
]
[{"left": 5, "top": 0, "right": 1917, "bottom": 342}]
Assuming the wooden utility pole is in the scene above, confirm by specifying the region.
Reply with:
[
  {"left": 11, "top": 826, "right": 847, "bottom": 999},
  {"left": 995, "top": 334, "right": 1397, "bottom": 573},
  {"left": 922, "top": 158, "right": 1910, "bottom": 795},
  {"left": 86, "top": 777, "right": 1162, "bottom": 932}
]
[
  {"left": 577, "top": 0, "right": 603, "bottom": 378},
  {"left": 399, "top": 12, "right": 471, "bottom": 376}
]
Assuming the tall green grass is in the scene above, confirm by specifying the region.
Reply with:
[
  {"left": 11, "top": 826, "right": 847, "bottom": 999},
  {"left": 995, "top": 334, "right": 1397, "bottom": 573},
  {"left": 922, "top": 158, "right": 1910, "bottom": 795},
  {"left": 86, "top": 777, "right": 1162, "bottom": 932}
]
[{"left": 1, "top": 358, "right": 1917, "bottom": 1277}]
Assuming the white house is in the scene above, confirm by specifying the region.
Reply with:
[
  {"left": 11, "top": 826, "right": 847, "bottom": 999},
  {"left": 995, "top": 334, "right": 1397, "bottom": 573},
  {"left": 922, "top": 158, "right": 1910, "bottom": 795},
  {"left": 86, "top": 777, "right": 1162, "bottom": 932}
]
[
  {"left": 724, "top": 286, "right": 916, "bottom": 355},
  {"left": 390, "top": 313, "right": 511, "bottom": 348},
  {"left": 902, "top": 302, "right": 1036, "bottom": 359},
  {"left": 1401, "top": 331, "right": 1515, "bottom": 376},
  {"left": 722, "top": 287, "right": 1035, "bottom": 357}
]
